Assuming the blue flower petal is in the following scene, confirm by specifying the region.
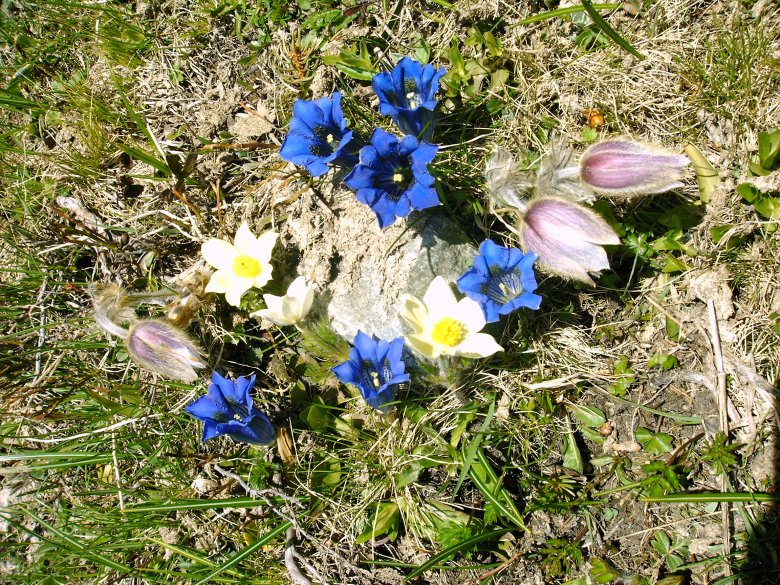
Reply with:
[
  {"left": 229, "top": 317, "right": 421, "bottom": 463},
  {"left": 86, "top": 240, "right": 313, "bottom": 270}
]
[
  {"left": 292, "top": 98, "right": 326, "bottom": 130},
  {"left": 369, "top": 128, "right": 398, "bottom": 159},
  {"left": 353, "top": 187, "right": 381, "bottom": 207},
  {"left": 201, "top": 419, "right": 224, "bottom": 442},
  {"left": 404, "top": 182, "right": 440, "bottom": 211},
  {"left": 233, "top": 374, "right": 256, "bottom": 406},
  {"left": 344, "top": 162, "right": 378, "bottom": 191},
  {"left": 238, "top": 413, "right": 276, "bottom": 444},
  {"left": 353, "top": 331, "right": 376, "bottom": 361},
  {"left": 185, "top": 394, "right": 223, "bottom": 421},
  {"left": 332, "top": 360, "right": 359, "bottom": 386},
  {"left": 371, "top": 195, "right": 398, "bottom": 229}
]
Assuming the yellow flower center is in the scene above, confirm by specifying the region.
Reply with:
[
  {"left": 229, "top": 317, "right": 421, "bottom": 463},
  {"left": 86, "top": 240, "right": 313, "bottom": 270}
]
[
  {"left": 326, "top": 133, "right": 334, "bottom": 144},
  {"left": 233, "top": 255, "right": 262, "bottom": 278},
  {"left": 431, "top": 317, "right": 467, "bottom": 347},
  {"left": 392, "top": 172, "right": 404, "bottom": 183}
]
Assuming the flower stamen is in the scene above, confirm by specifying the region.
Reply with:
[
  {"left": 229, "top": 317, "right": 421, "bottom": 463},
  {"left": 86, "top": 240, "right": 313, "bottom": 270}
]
[
  {"left": 431, "top": 317, "right": 467, "bottom": 347},
  {"left": 233, "top": 255, "right": 262, "bottom": 278}
]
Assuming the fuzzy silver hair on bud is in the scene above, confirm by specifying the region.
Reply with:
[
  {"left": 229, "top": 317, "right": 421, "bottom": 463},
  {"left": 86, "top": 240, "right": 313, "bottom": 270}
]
[
  {"left": 579, "top": 140, "right": 690, "bottom": 197},
  {"left": 126, "top": 320, "right": 205, "bottom": 383},
  {"left": 484, "top": 146, "right": 534, "bottom": 211},
  {"left": 520, "top": 197, "right": 620, "bottom": 286}
]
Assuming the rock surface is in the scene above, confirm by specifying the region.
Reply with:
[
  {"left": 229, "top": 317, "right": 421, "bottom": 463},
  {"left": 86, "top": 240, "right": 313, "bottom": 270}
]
[{"left": 282, "top": 181, "right": 477, "bottom": 341}]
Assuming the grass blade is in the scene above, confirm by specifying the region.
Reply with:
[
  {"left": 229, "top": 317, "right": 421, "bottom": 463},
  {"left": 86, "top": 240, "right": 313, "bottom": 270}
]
[
  {"left": 126, "top": 497, "right": 291, "bottom": 513},
  {"left": 514, "top": 3, "right": 620, "bottom": 26},
  {"left": 17, "top": 509, "right": 133, "bottom": 574},
  {"left": 581, "top": 0, "right": 645, "bottom": 60},
  {"left": 404, "top": 528, "right": 509, "bottom": 581},
  {"left": 193, "top": 520, "right": 292, "bottom": 585},
  {"left": 642, "top": 492, "right": 780, "bottom": 504}
]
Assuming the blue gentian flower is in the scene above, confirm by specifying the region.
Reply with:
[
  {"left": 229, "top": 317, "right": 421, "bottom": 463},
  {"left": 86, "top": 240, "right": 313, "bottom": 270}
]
[
  {"left": 331, "top": 331, "right": 410, "bottom": 411},
  {"left": 457, "top": 239, "right": 542, "bottom": 323},
  {"left": 372, "top": 57, "right": 446, "bottom": 140},
  {"left": 344, "top": 128, "right": 439, "bottom": 229},
  {"left": 184, "top": 371, "right": 275, "bottom": 445},
  {"left": 279, "top": 92, "right": 361, "bottom": 176}
]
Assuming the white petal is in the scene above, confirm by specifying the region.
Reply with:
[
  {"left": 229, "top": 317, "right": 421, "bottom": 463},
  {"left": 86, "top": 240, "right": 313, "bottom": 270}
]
[
  {"left": 423, "top": 277, "right": 458, "bottom": 322},
  {"left": 223, "top": 278, "right": 253, "bottom": 307},
  {"left": 455, "top": 297, "right": 487, "bottom": 334},
  {"left": 399, "top": 294, "right": 428, "bottom": 334},
  {"left": 454, "top": 333, "right": 504, "bottom": 358},
  {"left": 252, "top": 308, "right": 293, "bottom": 327},
  {"left": 238, "top": 226, "right": 278, "bottom": 264},
  {"left": 253, "top": 265, "right": 274, "bottom": 289},
  {"left": 405, "top": 333, "right": 440, "bottom": 359},
  {"left": 287, "top": 277, "right": 315, "bottom": 317},
  {"left": 263, "top": 293, "right": 286, "bottom": 314},
  {"left": 205, "top": 269, "right": 236, "bottom": 294},
  {"left": 202, "top": 239, "right": 238, "bottom": 270},
  {"left": 233, "top": 222, "right": 257, "bottom": 253}
]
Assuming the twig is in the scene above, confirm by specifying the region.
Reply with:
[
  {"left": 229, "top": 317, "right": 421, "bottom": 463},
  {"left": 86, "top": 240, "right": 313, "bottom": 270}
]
[{"left": 707, "top": 299, "right": 731, "bottom": 577}]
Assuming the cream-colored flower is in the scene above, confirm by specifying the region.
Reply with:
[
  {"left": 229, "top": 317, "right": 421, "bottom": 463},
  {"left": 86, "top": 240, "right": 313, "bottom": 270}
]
[
  {"left": 201, "top": 222, "right": 278, "bottom": 307},
  {"left": 250, "top": 276, "right": 315, "bottom": 326},
  {"left": 399, "top": 276, "right": 503, "bottom": 359}
]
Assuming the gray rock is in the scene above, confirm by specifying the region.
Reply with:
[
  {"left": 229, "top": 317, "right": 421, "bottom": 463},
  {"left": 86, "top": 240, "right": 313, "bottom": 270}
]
[{"left": 282, "top": 184, "right": 477, "bottom": 341}]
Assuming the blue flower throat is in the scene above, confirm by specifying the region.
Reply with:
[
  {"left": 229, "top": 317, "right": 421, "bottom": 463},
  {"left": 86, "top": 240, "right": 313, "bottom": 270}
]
[
  {"left": 483, "top": 267, "right": 524, "bottom": 304},
  {"left": 360, "top": 359, "right": 393, "bottom": 390},
  {"left": 375, "top": 160, "right": 413, "bottom": 201},
  {"left": 402, "top": 78, "right": 420, "bottom": 108},
  {"left": 226, "top": 397, "right": 250, "bottom": 420},
  {"left": 310, "top": 125, "right": 340, "bottom": 157}
]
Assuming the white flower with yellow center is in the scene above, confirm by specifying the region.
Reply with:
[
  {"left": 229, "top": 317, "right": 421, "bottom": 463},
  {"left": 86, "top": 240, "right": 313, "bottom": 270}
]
[
  {"left": 250, "top": 276, "right": 315, "bottom": 327},
  {"left": 399, "top": 276, "right": 503, "bottom": 359},
  {"left": 201, "top": 222, "right": 278, "bottom": 307}
]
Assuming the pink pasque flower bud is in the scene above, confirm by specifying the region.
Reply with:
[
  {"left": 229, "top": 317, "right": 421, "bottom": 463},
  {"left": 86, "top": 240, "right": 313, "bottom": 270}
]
[
  {"left": 126, "top": 320, "right": 205, "bottom": 382},
  {"left": 579, "top": 140, "right": 690, "bottom": 197},
  {"left": 520, "top": 197, "right": 620, "bottom": 285}
]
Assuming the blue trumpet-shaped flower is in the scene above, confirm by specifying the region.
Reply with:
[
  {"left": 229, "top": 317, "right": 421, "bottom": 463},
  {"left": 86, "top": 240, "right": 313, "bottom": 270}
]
[
  {"left": 184, "top": 371, "right": 275, "bottom": 445},
  {"left": 372, "top": 57, "right": 446, "bottom": 140},
  {"left": 332, "top": 331, "right": 410, "bottom": 411},
  {"left": 344, "top": 128, "right": 439, "bottom": 229},
  {"left": 457, "top": 239, "right": 542, "bottom": 323},
  {"left": 279, "top": 92, "right": 361, "bottom": 176}
]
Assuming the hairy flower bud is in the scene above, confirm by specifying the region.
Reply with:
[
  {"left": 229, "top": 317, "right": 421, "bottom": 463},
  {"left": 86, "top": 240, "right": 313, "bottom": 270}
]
[
  {"left": 126, "top": 320, "right": 205, "bottom": 382},
  {"left": 579, "top": 140, "right": 690, "bottom": 197},
  {"left": 520, "top": 197, "right": 620, "bottom": 285}
]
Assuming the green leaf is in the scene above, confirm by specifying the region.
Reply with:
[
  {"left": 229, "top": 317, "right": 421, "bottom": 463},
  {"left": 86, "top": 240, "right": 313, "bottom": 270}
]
[
  {"left": 514, "top": 4, "right": 621, "bottom": 25},
  {"left": 321, "top": 42, "right": 377, "bottom": 80},
  {"left": 665, "top": 316, "right": 680, "bottom": 341},
  {"left": 757, "top": 128, "right": 780, "bottom": 171},
  {"left": 684, "top": 143, "right": 720, "bottom": 203},
  {"left": 648, "top": 354, "right": 678, "bottom": 370},
  {"left": 581, "top": 126, "right": 599, "bottom": 143},
  {"left": 589, "top": 557, "right": 620, "bottom": 584},
  {"left": 568, "top": 404, "right": 607, "bottom": 428},
  {"left": 563, "top": 424, "right": 584, "bottom": 474},
  {"left": 737, "top": 182, "right": 760, "bottom": 203},
  {"left": 356, "top": 502, "right": 400, "bottom": 544},
  {"left": 662, "top": 254, "right": 689, "bottom": 273},
  {"left": 299, "top": 396, "right": 332, "bottom": 431},
  {"left": 754, "top": 196, "right": 780, "bottom": 220},
  {"left": 635, "top": 427, "right": 675, "bottom": 454}
]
